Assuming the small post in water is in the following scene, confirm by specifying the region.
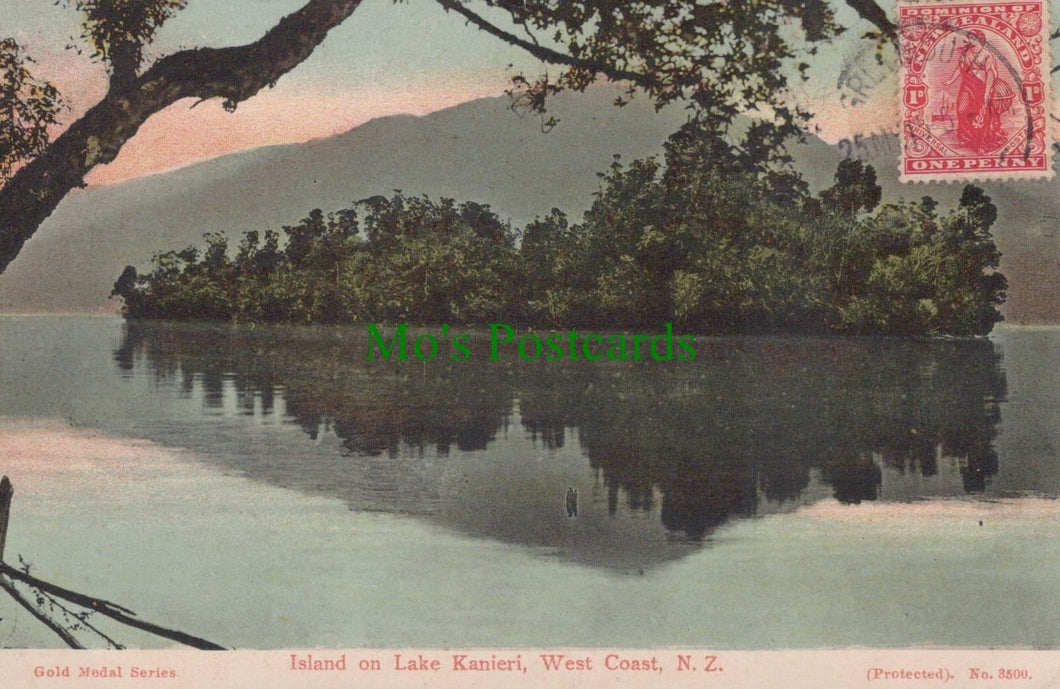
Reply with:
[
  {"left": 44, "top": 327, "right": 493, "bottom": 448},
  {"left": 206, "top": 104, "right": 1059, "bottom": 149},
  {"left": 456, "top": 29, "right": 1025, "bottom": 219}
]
[{"left": 0, "top": 476, "right": 12, "bottom": 563}]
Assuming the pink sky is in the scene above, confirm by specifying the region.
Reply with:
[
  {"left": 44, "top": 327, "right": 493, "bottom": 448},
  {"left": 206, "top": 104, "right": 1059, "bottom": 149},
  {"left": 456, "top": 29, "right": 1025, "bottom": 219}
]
[
  {"left": 72, "top": 82, "right": 905, "bottom": 187},
  {"left": 26, "top": 30, "right": 911, "bottom": 189},
  {"left": 19, "top": 0, "right": 1057, "bottom": 189},
  {"left": 11, "top": 0, "right": 931, "bottom": 189},
  {"left": 35, "top": 50, "right": 518, "bottom": 186},
  {"left": 83, "top": 82, "right": 513, "bottom": 186}
]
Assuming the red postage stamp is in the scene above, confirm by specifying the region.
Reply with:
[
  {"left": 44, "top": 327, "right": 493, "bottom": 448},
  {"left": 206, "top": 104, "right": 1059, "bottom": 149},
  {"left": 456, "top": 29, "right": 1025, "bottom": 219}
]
[{"left": 898, "top": 0, "right": 1052, "bottom": 181}]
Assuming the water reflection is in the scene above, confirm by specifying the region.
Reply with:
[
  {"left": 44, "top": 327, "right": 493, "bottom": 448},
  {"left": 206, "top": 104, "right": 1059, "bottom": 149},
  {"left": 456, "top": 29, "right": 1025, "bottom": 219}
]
[
  {"left": 524, "top": 337, "right": 1005, "bottom": 535},
  {"left": 115, "top": 323, "right": 1007, "bottom": 566}
]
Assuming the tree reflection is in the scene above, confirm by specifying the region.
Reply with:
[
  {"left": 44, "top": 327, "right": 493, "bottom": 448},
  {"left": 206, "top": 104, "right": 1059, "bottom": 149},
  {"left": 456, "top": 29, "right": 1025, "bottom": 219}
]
[{"left": 118, "top": 324, "right": 1006, "bottom": 542}]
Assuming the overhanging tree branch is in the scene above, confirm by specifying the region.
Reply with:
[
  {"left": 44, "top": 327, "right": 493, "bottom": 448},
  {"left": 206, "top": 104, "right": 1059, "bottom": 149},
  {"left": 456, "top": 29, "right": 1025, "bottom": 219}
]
[
  {"left": 1, "top": 0, "right": 853, "bottom": 281},
  {"left": 845, "top": 0, "right": 898, "bottom": 44},
  {"left": 434, "top": 0, "right": 652, "bottom": 90},
  {"left": 0, "top": 0, "right": 365, "bottom": 275}
]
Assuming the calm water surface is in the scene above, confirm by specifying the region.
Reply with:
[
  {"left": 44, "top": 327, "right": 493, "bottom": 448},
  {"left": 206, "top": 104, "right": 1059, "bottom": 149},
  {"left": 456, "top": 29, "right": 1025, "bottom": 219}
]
[{"left": 0, "top": 316, "right": 1058, "bottom": 648}]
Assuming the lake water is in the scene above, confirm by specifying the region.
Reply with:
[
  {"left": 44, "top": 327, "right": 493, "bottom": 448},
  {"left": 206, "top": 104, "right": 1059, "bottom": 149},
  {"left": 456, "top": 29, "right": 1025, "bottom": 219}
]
[{"left": 0, "top": 316, "right": 1058, "bottom": 649}]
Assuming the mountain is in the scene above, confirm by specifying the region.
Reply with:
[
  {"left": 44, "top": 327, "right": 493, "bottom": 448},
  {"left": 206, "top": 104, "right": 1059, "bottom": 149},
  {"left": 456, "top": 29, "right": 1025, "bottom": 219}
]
[
  {"left": 0, "top": 89, "right": 686, "bottom": 313},
  {"left": 1, "top": 90, "right": 1058, "bottom": 321}
]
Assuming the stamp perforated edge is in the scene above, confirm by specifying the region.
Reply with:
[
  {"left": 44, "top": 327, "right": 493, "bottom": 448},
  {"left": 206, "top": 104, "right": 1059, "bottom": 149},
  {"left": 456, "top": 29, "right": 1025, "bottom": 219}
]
[{"left": 897, "top": 0, "right": 1054, "bottom": 183}]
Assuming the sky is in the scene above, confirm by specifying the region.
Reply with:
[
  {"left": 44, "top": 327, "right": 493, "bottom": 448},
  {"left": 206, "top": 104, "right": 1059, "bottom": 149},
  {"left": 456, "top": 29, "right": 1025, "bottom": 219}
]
[
  {"left": 6, "top": 0, "right": 558, "bottom": 183},
  {"left": 0, "top": 0, "right": 1021, "bottom": 185}
]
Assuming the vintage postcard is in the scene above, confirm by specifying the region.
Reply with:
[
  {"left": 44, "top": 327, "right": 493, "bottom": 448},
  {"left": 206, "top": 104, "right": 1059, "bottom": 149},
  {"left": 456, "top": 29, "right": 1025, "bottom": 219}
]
[{"left": 0, "top": 1, "right": 1059, "bottom": 688}]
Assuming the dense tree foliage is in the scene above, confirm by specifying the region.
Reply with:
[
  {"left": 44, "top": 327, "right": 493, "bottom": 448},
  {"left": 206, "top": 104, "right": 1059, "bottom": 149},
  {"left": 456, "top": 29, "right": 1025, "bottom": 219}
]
[
  {"left": 0, "top": 39, "right": 63, "bottom": 181},
  {"left": 113, "top": 195, "right": 522, "bottom": 325},
  {"left": 0, "top": 0, "right": 898, "bottom": 276},
  {"left": 113, "top": 128, "right": 1006, "bottom": 337},
  {"left": 519, "top": 129, "right": 1006, "bottom": 336}
]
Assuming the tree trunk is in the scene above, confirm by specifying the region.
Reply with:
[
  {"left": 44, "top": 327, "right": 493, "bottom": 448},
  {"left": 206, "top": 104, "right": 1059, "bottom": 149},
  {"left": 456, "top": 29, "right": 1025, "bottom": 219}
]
[
  {"left": 0, "top": 476, "right": 11, "bottom": 562},
  {"left": 0, "top": 0, "right": 365, "bottom": 276}
]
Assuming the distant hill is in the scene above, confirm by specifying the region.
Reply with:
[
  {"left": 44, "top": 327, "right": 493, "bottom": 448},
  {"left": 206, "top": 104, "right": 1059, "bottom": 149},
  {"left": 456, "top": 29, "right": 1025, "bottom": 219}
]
[
  {"left": 1, "top": 89, "right": 1058, "bottom": 321},
  {"left": 0, "top": 89, "right": 687, "bottom": 313}
]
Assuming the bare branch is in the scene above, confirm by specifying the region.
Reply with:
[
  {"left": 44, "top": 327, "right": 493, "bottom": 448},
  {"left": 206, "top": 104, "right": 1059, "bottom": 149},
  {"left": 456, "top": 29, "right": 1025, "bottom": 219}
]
[
  {"left": 0, "top": 562, "right": 225, "bottom": 649},
  {"left": 845, "top": 0, "right": 898, "bottom": 44},
  {"left": 0, "top": 576, "right": 85, "bottom": 649},
  {"left": 139, "top": 0, "right": 366, "bottom": 108},
  {"left": 36, "top": 587, "right": 126, "bottom": 649},
  {"left": 434, "top": 0, "right": 650, "bottom": 88}
]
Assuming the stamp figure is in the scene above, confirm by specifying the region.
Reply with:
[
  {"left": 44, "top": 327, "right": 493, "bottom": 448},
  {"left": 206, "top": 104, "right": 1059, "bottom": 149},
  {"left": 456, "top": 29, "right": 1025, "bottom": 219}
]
[
  {"left": 945, "top": 29, "right": 1017, "bottom": 153},
  {"left": 898, "top": 0, "right": 1052, "bottom": 181}
]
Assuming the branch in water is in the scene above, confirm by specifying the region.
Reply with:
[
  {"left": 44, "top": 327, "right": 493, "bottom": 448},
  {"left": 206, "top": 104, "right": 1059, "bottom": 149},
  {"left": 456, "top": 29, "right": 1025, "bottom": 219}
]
[{"left": 0, "top": 562, "right": 225, "bottom": 650}]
